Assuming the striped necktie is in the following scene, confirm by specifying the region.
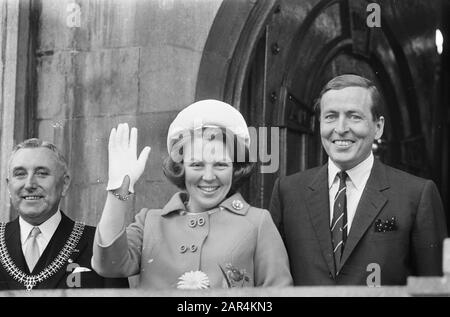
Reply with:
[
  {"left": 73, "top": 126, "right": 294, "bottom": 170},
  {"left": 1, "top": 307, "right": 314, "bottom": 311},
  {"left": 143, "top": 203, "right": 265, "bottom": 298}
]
[{"left": 331, "top": 171, "right": 348, "bottom": 274}]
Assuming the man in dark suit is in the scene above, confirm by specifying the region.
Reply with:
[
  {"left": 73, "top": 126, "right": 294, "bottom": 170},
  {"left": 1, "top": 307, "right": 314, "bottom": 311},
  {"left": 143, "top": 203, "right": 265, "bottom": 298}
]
[
  {"left": 0, "top": 138, "right": 128, "bottom": 291},
  {"left": 270, "top": 74, "right": 447, "bottom": 286}
]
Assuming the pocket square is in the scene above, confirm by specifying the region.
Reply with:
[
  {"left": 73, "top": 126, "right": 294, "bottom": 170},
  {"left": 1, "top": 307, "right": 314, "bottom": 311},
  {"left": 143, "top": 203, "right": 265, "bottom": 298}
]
[
  {"left": 72, "top": 267, "right": 92, "bottom": 273},
  {"left": 374, "top": 217, "right": 397, "bottom": 232}
]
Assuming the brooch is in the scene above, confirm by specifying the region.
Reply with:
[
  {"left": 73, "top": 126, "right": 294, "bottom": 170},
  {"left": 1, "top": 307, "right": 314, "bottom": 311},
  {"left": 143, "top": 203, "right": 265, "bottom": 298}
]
[
  {"left": 374, "top": 217, "right": 397, "bottom": 232},
  {"left": 231, "top": 200, "right": 244, "bottom": 210},
  {"left": 218, "top": 263, "right": 250, "bottom": 288}
]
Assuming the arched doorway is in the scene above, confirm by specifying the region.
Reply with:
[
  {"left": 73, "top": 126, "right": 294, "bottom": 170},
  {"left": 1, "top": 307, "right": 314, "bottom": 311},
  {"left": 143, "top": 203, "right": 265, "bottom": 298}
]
[{"left": 196, "top": 0, "right": 444, "bottom": 211}]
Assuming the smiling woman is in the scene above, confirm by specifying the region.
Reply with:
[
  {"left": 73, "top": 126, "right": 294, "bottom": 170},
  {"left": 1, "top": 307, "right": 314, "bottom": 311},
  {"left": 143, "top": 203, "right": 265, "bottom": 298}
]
[
  {"left": 92, "top": 99, "right": 293, "bottom": 289},
  {"left": 181, "top": 135, "right": 234, "bottom": 213},
  {"left": 163, "top": 127, "right": 253, "bottom": 213}
]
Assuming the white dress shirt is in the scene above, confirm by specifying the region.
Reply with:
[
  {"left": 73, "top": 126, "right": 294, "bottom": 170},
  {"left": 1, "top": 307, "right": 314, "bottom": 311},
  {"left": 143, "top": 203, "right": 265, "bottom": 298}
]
[
  {"left": 20, "top": 210, "right": 62, "bottom": 259},
  {"left": 328, "top": 153, "right": 374, "bottom": 234}
]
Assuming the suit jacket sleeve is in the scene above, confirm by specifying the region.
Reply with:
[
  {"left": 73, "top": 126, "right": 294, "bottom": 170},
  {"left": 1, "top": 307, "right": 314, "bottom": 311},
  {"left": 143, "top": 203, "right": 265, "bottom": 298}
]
[
  {"left": 75, "top": 226, "right": 129, "bottom": 289},
  {"left": 269, "top": 177, "right": 284, "bottom": 238},
  {"left": 411, "top": 180, "right": 448, "bottom": 276},
  {"left": 254, "top": 209, "right": 293, "bottom": 287},
  {"left": 92, "top": 208, "right": 148, "bottom": 278}
]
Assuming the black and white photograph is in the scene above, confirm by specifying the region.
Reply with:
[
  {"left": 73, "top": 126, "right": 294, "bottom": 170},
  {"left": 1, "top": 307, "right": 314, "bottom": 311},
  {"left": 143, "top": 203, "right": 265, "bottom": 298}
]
[{"left": 0, "top": 0, "right": 449, "bottom": 303}]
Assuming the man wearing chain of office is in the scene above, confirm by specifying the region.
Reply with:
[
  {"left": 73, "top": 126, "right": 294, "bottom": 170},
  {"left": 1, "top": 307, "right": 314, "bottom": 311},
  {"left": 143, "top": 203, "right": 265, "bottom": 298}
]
[{"left": 0, "top": 139, "right": 128, "bottom": 291}]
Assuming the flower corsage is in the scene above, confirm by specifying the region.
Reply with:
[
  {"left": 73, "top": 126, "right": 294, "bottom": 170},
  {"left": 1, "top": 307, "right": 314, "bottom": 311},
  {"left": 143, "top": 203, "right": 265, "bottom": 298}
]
[
  {"left": 218, "top": 263, "right": 250, "bottom": 288},
  {"left": 177, "top": 270, "right": 210, "bottom": 290}
]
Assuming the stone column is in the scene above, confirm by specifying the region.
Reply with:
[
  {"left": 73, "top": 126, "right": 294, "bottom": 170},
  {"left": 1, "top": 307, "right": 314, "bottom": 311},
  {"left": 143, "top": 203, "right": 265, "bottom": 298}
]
[{"left": 0, "top": 0, "right": 20, "bottom": 222}]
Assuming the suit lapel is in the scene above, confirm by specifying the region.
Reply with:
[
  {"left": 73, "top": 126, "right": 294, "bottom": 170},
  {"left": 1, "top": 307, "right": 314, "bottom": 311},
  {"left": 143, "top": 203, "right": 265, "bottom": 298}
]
[
  {"left": 34, "top": 212, "right": 83, "bottom": 289},
  {"left": 4, "top": 218, "right": 29, "bottom": 273},
  {"left": 1, "top": 213, "right": 86, "bottom": 289},
  {"left": 3, "top": 218, "right": 30, "bottom": 288},
  {"left": 305, "top": 164, "right": 337, "bottom": 278},
  {"left": 339, "top": 160, "right": 389, "bottom": 270}
]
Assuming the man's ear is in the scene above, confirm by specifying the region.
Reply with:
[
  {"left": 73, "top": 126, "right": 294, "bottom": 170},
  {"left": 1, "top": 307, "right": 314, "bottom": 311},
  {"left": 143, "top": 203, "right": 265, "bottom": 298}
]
[
  {"left": 375, "top": 116, "right": 385, "bottom": 140},
  {"left": 61, "top": 173, "right": 71, "bottom": 197},
  {"left": 6, "top": 178, "right": 11, "bottom": 198}
]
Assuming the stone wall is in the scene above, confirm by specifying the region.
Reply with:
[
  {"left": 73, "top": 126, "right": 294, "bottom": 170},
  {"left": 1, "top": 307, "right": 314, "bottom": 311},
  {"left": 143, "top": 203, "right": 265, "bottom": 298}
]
[{"left": 33, "top": 0, "right": 223, "bottom": 225}]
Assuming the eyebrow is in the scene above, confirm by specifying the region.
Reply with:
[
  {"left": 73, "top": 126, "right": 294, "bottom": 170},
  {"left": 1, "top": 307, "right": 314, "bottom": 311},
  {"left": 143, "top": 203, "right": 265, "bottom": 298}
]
[
  {"left": 322, "top": 110, "right": 363, "bottom": 115},
  {"left": 347, "top": 110, "right": 364, "bottom": 115},
  {"left": 12, "top": 166, "right": 52, "bottom": 172},
  {"left": 186, "top": 159, "right": 232, "bottom": 163}
]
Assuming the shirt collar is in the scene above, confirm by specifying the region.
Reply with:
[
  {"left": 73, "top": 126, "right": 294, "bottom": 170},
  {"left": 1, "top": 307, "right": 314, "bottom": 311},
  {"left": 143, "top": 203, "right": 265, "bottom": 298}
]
[
  {"left": 161, "top": 192, "right": 249, "bottom": 216},
  {"left": 19, "top": 210, "right": 62, "bottom": 246},
  {"left": 328, "top": 152, "right": 374, "bottom": 190}
]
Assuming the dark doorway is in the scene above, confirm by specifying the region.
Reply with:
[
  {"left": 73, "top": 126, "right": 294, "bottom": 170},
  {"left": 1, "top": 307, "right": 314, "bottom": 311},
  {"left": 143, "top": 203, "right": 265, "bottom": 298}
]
[{"left": 196, "top": 0, "right": 448, "bottom": 225}]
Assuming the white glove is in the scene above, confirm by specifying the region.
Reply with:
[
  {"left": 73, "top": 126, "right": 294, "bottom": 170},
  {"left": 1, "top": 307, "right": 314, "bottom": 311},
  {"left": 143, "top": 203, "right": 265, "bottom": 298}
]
[{"left": 106, "top": 123, "right": 151, "bottom": 193}]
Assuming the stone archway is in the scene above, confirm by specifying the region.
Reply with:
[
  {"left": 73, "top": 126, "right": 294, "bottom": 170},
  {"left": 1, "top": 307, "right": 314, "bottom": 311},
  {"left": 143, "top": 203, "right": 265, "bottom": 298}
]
[{"left": 196, "top": 0, "right": 442, "bottom": 209}]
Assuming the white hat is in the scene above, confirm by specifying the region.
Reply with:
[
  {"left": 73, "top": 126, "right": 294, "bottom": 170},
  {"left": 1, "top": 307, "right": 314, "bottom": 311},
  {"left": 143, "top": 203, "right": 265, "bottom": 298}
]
[{"left": 167, "top": 99, "right": 250, "bottom": 155}]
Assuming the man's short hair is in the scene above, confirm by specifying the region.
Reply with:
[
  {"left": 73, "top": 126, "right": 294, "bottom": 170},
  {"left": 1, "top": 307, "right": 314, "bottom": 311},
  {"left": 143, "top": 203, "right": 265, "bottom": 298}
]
[
  {"left": 8, "top": 138, "right": 69, "bottom": 175},
  {"left": 313, "top": 74, "right": 384, "bottom": 121}
]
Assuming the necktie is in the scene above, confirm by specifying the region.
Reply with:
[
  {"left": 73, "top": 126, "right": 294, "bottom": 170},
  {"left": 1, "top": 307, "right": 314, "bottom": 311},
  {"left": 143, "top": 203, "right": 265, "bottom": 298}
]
[
  {"left": 331, "top": 171, "right": 348, "bottom": 274},
  {"left": 24, "top": 226, "right": 41, "bottom": 272}
]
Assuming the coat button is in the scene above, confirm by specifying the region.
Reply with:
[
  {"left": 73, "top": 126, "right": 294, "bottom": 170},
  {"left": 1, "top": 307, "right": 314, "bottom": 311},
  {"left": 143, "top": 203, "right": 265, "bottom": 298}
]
[
  {"left": 190, "top": 244, "right": 198, "bottom": 252},
  {"left": 198, "top": 217, "right": 205, "bottom": 226},
  {"left": 188, "top": 218, "right": 197, "bottom": 228},
  {"left": 180, "top": 245, "right": 187, "bottom": 253}
]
